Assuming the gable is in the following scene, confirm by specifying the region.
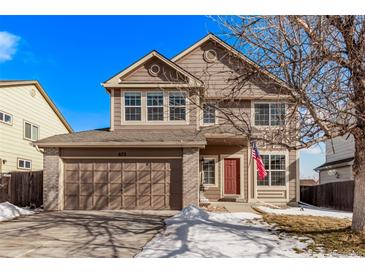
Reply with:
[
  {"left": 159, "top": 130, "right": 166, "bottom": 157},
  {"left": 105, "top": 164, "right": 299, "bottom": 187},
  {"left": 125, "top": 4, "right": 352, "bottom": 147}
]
[
  {"left": 173, "top": 36, "right": 289, "bottom": 98},
  {"left": 103, "top": 51, "right": 203, "bottom": 88}
]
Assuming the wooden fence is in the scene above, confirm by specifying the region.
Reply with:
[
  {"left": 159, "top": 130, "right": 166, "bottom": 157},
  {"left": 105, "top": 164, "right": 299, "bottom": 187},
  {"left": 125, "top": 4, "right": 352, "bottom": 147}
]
[
  {"left": 0, "top": 171, "right": 43, "bottom": 208},
  {"left": 300, "top": 180, "right": 354, "bottom": 211}
]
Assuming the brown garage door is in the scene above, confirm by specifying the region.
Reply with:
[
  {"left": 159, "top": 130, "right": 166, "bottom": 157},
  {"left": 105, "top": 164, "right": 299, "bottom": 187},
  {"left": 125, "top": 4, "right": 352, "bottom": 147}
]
[{"left": 63, "top": 159, "right": 182, "bottom": 210}]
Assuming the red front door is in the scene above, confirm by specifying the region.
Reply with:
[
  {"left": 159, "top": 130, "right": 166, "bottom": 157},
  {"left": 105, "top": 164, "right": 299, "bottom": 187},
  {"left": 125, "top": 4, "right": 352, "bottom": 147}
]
[{"left": 224, "top": 158, "right": 240, "bottom": 195}]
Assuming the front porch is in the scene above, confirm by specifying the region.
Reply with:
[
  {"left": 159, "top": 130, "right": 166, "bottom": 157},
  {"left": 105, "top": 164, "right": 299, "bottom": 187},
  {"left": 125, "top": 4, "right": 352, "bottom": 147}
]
[{"left": 198, "top": 135, "right": 299, "bottom": 206}]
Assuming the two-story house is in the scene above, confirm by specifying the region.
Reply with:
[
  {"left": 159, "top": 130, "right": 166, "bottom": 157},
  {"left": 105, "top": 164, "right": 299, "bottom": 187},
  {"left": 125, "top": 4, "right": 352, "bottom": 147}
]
[
  {"left": 36, "top": 34, "right": 300, "bottom": 211},
  {"left": 315, "top": 134, "right": 355, "bottom": 184},
  {"left": 0, "top": 80, "right": 72, "bottom": 173}
]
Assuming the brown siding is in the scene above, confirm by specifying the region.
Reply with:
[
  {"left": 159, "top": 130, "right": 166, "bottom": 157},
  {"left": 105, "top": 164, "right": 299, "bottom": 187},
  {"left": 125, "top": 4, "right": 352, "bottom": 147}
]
[
  {"left": 176, "top": 40, "right": 283, "bottom": 98},
  {"left": 113, "top": 89, "right": 122, "bottom": 128},
  {"left": 288, "top": 149, "right": 298, "bottom": 202}
]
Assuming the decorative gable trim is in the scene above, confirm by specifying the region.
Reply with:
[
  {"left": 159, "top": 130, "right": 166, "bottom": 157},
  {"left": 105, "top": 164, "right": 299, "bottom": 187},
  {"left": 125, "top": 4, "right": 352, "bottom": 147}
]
[{"left": 102, "top": 50, "right": 203, "bottom": 88}]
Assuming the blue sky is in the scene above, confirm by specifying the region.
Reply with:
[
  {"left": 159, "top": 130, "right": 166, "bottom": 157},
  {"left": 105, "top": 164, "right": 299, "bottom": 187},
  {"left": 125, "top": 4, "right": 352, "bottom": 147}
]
[{"left": 0, "top": 15, "right": 324, "bottom": 178}]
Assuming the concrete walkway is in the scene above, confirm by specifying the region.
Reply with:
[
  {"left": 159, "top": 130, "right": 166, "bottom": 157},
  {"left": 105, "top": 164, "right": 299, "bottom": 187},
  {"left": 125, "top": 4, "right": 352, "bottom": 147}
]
[
  {"left": 209, "top": 202, "right": 258, "bottom": 213},
  {"left": 0, "top": 210, "right": 175, "bottom": 258}
]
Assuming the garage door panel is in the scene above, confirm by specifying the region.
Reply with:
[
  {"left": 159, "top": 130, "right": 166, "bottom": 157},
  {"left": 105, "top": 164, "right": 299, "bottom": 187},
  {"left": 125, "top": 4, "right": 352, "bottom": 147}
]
[
  {"left": 65, "top": 183, "right": 79, "bottom": 195},
  {"left": 110, "top": 184, "right": 121, "bottom": 195},
  {"left": 123, "top": 183, "right": 136, "bottom": 195},
  {"left": 94, "top": 196, "right": 108, "bottom": 210},
  {"left": 123, "top": 196, "right": 137, "bottom": 209},
  {"left": 64, "top": 196, "right": 78, "bottom": 210},
  {"left": 64, "top": 159, "right": 182, "bottom": 210},
  {"left": 65, "top": 170, "right": 79, "bottom": 183},
  {"left": 80, "top": 183, "right": 93, "bottom": 196},
  {"left": 138, "top": 183, "right": 151, "bottom": 195},
  {"left": 94, "top": 183, "right": 108, "bottom": 195},
  {"left": 138, "top": 171, "right": 151, "bottom": 184},
  {"left": 80, "top": 162, "right": 93, "bottom": 171},
  {"left": 80, "top": 196, "right": 93, "bottom": 210},
  {"left": 109, "top": 171, "right": 121, "bottom": 183},
  {"left": 109, "top": 196, "right": 122, "bottom": 209},
  {"left": 151, "top": 171, "right": 165, "bottom": 184},
  {"left": 94, "top": 171, "right": 108, "bottom": 183},
  {"left": 80, "top": 171, "right": 93, "bottom": 183},
  {"left": 123, "top": 171, "right": 136, "bottom": 184}
]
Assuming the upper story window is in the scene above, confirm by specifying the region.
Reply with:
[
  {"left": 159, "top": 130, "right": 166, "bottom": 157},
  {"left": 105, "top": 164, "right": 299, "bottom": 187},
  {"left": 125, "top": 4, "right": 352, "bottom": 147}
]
[
  {"left": 24, "top": 121, "right": 39, "bottom": 141},
  {"left": 254, "top": 103, "right": 285, "bottom": 126},
  {"left": 147, "top": 92, "right": 164, "bottom": 121},
  {"left": 125, "top": 92, "right": 141, "bottom": 121},
  {"left": 257, "top": 154, "right": 286, "bottom": 186},
  {"left": 0, "top": 110, "right": 13, "bottom": 125},
  {"left": 203, "top": 105, "right": 215, "bottom": 124},
  {"left": 169, "top": 92, "right": 186, "bottom": 121}
]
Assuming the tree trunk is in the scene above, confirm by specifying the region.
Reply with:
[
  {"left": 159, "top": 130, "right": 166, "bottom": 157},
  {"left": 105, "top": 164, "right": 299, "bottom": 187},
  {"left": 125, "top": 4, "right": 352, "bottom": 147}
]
[{"left": 351, "top": 134, "right": 365, "bottom": 231}]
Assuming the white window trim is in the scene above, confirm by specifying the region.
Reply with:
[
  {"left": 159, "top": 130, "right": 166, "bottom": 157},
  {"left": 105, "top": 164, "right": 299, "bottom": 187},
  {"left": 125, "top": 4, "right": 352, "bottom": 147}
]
[
  {"left": 23, "top": 120, "right": 39, "bottom": 141},
  {"left": 251, "top": 101, "right": 286, "bottom": 128},
  {"left": 201, "top": 104, "right": 218, "bottom": 126},
  {"left": 17, "top": 158, "right": 32, "bottom": 170},
  {"left": 255, "top": 150, "right": 289, "bottom": 190},
  {"left": 146, "top": 91, "right": 164, "bottom": 122},
  {"left": 200, "top": 155, "right": 219, "bottom": 187},
  {"left": 120, "top": 90, "right": 189, "bottom": 125},
  {"left": 0, "top": 110, "right": 13, "bottom": 125}
]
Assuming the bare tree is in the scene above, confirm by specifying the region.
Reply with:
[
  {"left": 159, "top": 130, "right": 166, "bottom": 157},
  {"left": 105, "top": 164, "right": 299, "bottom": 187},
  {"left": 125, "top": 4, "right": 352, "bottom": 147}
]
[{"left": 203, "top": 16, "right": 365, "bottom": 231}]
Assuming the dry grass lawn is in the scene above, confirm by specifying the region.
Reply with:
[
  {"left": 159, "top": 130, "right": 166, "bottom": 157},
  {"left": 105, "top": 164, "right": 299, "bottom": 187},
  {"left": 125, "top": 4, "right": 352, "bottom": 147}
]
[{"left": 262, "top": 214, "right": 365, "bottom": 256}]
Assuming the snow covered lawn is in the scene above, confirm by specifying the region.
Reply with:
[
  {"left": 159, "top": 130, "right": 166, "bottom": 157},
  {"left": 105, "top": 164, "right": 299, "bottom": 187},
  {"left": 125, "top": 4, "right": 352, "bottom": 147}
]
[
  {"left": 0, "top": 202, "right": 34, "bottom": 222},
  {"left": 257, "top": 205, "right": 352, "bottom": 220},
  {"left": 137, "top": 205, "right": 314, "bottom": 258}
]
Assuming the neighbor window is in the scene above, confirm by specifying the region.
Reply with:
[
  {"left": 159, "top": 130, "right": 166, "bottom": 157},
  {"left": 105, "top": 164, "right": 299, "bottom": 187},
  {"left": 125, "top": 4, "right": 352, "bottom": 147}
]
[
  {"left": 147, "top": 92, "right": 164, "bottom": 121},
  {"left": 125, "top": 92, "right": 141, "bottom": 121},
  {"left": 18, "top": 159, "right": 32, "bottom": 170},
  {"left": 169, "top": 92, "right": 186, "bottom": 121},
  {"left": 24, "top": 121, "right": 39, "bottom": 141},
  {"left": 203, "top": 105, "right": 215, "bottom": 124},
  {"left": 0, "top": 111, "right": 12, "bottom": 125},
  {"left": 202, "top": 159, "right": 215, "bottom": 185},
  {"left": 257, "top": 154, "right": 286, "bottom": 186},
  {"left": 254, "top": 103, "right": 285, "bottom": 126}
]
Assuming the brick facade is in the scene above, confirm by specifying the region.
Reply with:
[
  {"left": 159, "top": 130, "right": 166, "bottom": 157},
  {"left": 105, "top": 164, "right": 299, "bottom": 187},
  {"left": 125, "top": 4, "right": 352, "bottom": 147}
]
[
  {"left": 182, "top": 147, "right": 200, "bottom": 207},
  {"left": 43, "top": 147, "right": 62, "bottom": 210}
]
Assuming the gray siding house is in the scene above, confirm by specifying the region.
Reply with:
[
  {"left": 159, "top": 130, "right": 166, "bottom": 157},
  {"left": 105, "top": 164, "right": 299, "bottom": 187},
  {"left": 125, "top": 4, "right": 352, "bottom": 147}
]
[{"left": 315, "top": 134, "right": 354, "bottom": 184}]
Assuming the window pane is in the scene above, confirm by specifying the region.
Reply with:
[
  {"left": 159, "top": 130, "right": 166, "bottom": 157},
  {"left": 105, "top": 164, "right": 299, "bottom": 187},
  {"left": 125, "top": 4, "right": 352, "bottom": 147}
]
[
  {"left": 169, "top": 107, "right": 186, "bottom": 121},
  {"left": 125, "top": 93, "right": 141, "bottom": 106},
  {"left": 32, "top": 125, "right": 39, "bottom": 140},
  {"left": 147, "top": 93, "right": 163, "bottom": 106},
  {"left": 271, "top": 171, "right": 286, "bottom": 186},
  {"left": 125, "top": 107, "right": 141, "bottom": 121},
  {"left": 25, "top": 161, "right": 31, "bottom": 169},
  {"left": 257, "top": 172, "right": 270, "bottom": 186},
  {"left": 169, "top": 93, "right": 186, "bottom": 106},
  {"left": 271, "top": 103, "right": 285, "bottom": 125},
  {"left": 4, "top": 114, "right": 12, "bottom": 123},
  {"left": 203, "top": 159, "right": 215, "bottom": 185},
  {"left": 148, "top": 107, "right": 164, "bottom": 121},
  {"left": 261, "top": 155, "right": 270, "bottom": 170},
  {"left": 203, "top": 105, "right": 215, "bottom": 124},
  {"left": 270, "top": 155, "right": 285, "bottom": 170},
  {"left": 254, "top": 104, "right": 270, "bottom": 125},
  {"left": 25, "top": 123, "right": 31, "bottom": 139},
  {"left": 0, "top": 112, "right": 3, "bottom": 121},
  {"left": 19, "top": 160, "right": 24, "bottom": 168}
]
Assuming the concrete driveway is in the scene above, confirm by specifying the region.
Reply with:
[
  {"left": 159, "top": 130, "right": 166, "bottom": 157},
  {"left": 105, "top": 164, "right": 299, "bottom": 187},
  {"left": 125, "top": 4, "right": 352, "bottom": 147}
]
[{"left": 0, "top": 210, "right": 175, "bottom": 258}]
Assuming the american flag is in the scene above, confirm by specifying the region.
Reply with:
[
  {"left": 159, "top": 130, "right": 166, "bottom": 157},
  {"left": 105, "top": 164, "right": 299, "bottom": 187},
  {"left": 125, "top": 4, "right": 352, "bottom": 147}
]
[{"left": 252, "top": 142, "right": 268, "bottom": 180}]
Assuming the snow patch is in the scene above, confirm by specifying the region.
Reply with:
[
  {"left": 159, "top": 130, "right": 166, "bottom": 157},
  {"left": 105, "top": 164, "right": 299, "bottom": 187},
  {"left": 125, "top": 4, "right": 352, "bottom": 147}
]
[
  {"left": 0, "top": 202, "right": 34, "bottom": 222},
  {"left": 257, "top": 205, "right": 352, "bottom": 220},
  {"left": 137, "top": 205, "right": 319, "bottom": 258}
]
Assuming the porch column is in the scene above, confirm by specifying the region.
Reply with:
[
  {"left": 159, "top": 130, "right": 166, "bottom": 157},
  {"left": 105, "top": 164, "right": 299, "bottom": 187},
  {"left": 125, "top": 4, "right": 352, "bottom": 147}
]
[
  {"left": 182, "top": 147, "right": 200, "bottom": 207},
  {"left": 43, "top": 147, "right": 63, "bottom": 210}
]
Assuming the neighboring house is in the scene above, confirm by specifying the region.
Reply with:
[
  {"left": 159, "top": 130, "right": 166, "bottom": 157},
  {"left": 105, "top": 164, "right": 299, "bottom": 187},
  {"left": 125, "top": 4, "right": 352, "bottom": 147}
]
[
  {"left": 0, "top": 80, "right": 72, "bottom": 173},
  {"left": 315, "top": 134, "right": 354, "bottom": 184},
  {"left": 36, "top": 33, "right": 300, "bottom": 211}
]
